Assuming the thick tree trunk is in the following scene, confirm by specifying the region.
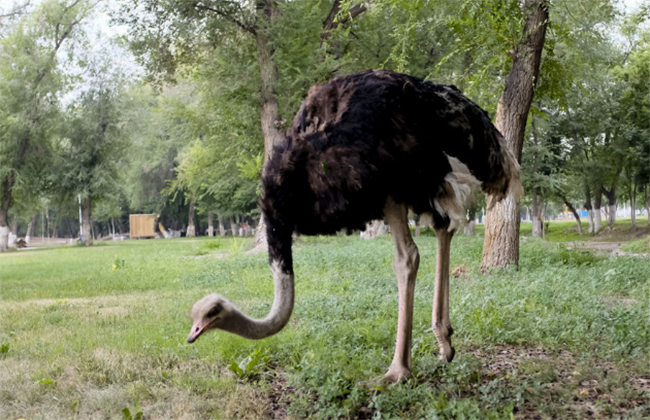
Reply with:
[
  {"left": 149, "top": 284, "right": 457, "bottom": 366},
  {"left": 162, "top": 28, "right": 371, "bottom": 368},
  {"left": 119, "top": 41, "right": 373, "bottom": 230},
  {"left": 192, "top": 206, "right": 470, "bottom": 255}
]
[
  {"left": 208, "top": 211, "right": 214, "bottom": 237},
  {"left": 480, "top": 0, "right": 547, "bottom": 272},
  {"left": 603, "top": 187, "right": 617, "bottom": 228},
  {"left": 82, "top": 197, "right": 93, "bottom": 246},
  {"left": 218, "top": 215, "right": 226, "bottom": 237},
  {"left": 584, "top": 185, "right": 594, "bottom": 234},
  {"left": 594, "top": 190, "right": 602, "bottom": 233},
  {"left": 0, "top": 176, "right": 15, "bottom": 251},
  {"left": 608, "top": 204, "right": 616, "bottom": 227},
  {"left": 187, "top": 199, "right": 196, "bottom": 237}
]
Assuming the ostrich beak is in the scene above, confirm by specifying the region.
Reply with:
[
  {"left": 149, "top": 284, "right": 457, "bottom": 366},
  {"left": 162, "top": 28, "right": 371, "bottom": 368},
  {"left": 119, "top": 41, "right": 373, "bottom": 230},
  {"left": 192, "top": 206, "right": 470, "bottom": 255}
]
[{"left": 187, "top": 323, "right": 205, "bottom": 343}]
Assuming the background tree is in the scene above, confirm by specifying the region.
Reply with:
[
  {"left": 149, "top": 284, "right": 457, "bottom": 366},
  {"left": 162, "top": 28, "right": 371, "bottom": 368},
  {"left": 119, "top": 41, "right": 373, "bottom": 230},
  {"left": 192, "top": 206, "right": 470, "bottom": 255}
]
[
  {"left": 0, "top": 0, "right": 95, "bottom": 250},
  {"left": 53, "top": 59, "right": 128, "bottom": 245}
]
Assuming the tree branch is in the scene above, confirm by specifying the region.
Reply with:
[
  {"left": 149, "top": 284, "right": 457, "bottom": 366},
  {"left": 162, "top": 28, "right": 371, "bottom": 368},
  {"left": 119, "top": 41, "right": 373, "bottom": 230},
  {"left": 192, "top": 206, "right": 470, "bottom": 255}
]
[
  {"left": 194, "top": 3, "right": 257, "bottom": 36},
  {"left": 323, "top": 1, "right": 367, "bottom": 31}
]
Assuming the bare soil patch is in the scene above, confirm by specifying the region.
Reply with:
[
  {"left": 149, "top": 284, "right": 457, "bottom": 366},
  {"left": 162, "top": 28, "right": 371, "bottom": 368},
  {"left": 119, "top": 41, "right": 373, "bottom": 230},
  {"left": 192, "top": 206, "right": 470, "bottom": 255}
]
[
  {"left": 192, "top": 252, "right": 229, "bottom": 259},
  {"left": 466, "top": 345, "right": 649, "bottom": 419}
]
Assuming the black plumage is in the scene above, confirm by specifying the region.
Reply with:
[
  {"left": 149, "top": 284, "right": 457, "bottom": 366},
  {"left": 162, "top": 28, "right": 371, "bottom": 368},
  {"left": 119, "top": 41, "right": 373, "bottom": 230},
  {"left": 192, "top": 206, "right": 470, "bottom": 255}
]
[{"left": 261, "top": 70, "right": 520, "bottom": 269}]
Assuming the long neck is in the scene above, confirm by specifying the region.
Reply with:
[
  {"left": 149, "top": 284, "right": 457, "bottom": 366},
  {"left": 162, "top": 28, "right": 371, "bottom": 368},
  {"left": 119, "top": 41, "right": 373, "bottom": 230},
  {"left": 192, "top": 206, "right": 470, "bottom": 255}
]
[{"left": 222, "top": 222, "right": 295, "bottom": 340}]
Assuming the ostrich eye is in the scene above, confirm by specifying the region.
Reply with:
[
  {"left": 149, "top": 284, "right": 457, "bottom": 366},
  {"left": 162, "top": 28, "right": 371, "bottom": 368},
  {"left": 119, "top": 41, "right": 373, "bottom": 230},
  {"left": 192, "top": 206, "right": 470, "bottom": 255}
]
[{"left": 206, "top": 303, "right": 222, "bottom": 318}]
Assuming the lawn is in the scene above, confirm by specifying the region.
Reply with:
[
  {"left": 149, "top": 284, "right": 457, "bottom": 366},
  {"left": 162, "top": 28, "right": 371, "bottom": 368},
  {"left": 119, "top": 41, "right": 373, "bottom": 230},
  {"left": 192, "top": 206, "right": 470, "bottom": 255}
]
[{"left": 1, "top": 230, "right": 649, "bottom": 419}]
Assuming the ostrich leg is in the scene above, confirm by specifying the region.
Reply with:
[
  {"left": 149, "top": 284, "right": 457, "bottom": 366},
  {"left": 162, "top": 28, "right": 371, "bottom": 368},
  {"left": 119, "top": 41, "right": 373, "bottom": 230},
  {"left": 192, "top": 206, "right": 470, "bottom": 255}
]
[
  {"left": 433, "top": 227, "right": 455, "bottom": 363},
  {"left": 383, "top": 198, "right": 420, "bottom": 382}
]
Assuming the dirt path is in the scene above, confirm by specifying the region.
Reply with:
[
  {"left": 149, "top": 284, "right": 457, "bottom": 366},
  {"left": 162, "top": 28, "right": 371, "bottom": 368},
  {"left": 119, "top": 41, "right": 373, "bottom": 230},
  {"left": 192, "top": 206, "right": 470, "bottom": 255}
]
[{"left": 566, "top": 241, "right": 649, "bottom": 257}]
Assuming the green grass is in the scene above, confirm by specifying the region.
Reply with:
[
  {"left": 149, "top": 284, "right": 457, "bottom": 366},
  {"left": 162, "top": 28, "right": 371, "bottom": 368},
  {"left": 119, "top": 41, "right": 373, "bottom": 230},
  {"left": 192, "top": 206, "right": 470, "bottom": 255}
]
[
  {"left": 621, "top": 236, "right": 650, "bottom": 254},
  {"left": 468, "top": 216, "right": 648, "bottom": 243},
  {"left": 1, "top": 234, "right": 649, "bottom": 419}
]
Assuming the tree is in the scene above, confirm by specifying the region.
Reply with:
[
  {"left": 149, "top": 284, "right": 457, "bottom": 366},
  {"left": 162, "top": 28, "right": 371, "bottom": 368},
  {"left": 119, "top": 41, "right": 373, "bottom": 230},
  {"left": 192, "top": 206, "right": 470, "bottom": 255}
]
[
  {"left": 53, "top": 60, "right": 128, "bottom": 245},
  {"left": 117, "top": 0, "right": 371, "bottom": 245},
  {"left": 0, "top": 0, "right": 95, "bottom": 250},
  {"left": 481, "top": 0, "right": 548, "bottom": 272}
]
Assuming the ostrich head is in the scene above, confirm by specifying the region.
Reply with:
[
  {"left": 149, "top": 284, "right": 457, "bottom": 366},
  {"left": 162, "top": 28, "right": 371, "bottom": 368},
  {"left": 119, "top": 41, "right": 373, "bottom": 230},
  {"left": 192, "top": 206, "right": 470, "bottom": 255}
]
[
  {"left": 186, "top": 261, "right": 295, "bottom": 343},
  {"left": 187, "top": 294, "right": 234, "bottom": 343}
]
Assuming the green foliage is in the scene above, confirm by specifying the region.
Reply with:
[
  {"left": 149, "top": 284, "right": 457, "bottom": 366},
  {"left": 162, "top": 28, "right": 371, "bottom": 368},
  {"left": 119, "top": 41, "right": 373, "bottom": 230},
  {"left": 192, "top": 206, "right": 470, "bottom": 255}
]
[
  {"left": 0, "top": 0, "right": 94, "bottom": 219},
  {"left": 121, "top": 406, "right": 143, "bottom": 420},
  {"left": 228, "top": 349, "right": 266, "bottom": 379},
  {"left": 621, "top": 237, "right": 650, "bottom": 254},
  {"left": 53, "top": 57, "right": 129, "bottom": 207}
]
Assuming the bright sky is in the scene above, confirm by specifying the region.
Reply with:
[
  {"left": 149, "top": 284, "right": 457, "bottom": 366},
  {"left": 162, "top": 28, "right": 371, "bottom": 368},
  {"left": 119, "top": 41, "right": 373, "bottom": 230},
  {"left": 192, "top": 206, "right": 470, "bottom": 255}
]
[{"left": 622, "top": 0, "right": 646, "bottom": 9}]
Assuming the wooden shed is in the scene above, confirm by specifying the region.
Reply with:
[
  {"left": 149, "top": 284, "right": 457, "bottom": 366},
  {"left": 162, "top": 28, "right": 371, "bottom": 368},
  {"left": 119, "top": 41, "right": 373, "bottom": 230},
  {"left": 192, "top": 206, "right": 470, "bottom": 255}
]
[{"left": 129, "top": 214, "right": 157, "bottom": 239}]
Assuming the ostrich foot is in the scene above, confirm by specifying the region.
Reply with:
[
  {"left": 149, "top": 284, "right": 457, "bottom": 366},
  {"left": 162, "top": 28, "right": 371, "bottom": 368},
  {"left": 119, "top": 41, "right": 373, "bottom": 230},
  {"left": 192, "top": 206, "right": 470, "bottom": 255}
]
[
  {"left": 434, "top": 323, "right": 455, "bottom": 363},
  {"left": 438, "top": 344, "right": 455, "bottom": 363},
  {"left": 383, "top": 364, "right": 412, "bottom": 383}
]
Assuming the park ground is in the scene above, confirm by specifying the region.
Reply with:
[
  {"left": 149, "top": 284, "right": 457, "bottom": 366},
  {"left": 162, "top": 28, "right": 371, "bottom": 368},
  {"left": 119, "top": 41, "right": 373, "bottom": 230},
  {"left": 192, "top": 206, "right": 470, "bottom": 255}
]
[{"left": 1, "top": 219, "right": 649, "bottom": 419}]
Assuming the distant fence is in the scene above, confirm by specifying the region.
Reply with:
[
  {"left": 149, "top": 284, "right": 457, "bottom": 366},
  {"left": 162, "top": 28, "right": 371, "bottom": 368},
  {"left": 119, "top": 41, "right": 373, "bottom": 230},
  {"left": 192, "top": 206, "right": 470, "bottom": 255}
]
[{"left": 129, "top": 214, "right": 157, "bottom": 239}]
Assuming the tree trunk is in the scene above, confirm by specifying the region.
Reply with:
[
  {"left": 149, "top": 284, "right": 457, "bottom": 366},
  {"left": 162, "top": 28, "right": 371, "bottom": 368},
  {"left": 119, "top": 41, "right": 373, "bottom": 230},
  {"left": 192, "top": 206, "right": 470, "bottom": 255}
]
[
  {"left": 82, "top": 197, "right": 93, "bottom": 246},
  {"left": 584, "top": 184, "right": 594, "bottom": 234},
  {"left": 208, "top": 211, "right": 214, "bottom": 237},
  {"left": 532, "top": 187, "right": 544, "bottom": 237},
  {"left": 252, "top": 1, "right": 369, "bottom": 249},
  {"left": 630, "top": 183, "right": 636, "bottom": 230},
  {"left": 594, "top": 189, "right": 602, "bottom": 233},
  {"left": 645, "top": 185, "right": 650, "bottom": 221},
  {"left": 608, "top": 204, "right": 616, "bottom": 227},
  {"left": 230, "top": 216, "right": 238, "bottom": 237},
  {"left": 530, "top": 114, "right": 543, "bottom": 238},
  {"left": 218, "top": 214, "right": 226, "bottom": 237},
  {"left": 480, "top": 0, "right": 548, "bottom": 272},
  {"left": 603, "top": 187, "right": 617, "bottom": 228},
  {"left": 187, "top": 199, "right": 196, "bottom": 237},
  {"left": 26, "top": 215, "right": 36, "bottom": 244},
  {"left": 253, "top": 0, "right": 285, "bottom": 250},
  {"left": 0, "top": 166, "right": 18, "bottom": 250},
  {"left": 116, "top": 217, "right": 124, "bottom": 235},
  {"left": 562, "top": 198, "right": 583, "bottom": 235},
  {"left": 111, "top": 217, "right": 116, "bottom": 240},
  {"left": 414, "top": 214, "right": 421, "bottom": 237}
]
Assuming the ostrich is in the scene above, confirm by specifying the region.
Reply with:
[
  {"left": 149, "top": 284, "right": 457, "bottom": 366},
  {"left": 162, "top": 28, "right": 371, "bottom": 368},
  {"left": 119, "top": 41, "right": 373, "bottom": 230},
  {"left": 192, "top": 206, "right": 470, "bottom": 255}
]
[{"left": 188, "top": 70, "right": 522, "bottom": 382}]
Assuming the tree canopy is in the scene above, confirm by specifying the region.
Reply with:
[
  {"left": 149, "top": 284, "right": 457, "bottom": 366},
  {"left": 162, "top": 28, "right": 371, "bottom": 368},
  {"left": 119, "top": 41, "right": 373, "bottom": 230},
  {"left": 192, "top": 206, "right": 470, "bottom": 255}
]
[{"left": 0, "top": 0, "right": 648, "bottom": 247}]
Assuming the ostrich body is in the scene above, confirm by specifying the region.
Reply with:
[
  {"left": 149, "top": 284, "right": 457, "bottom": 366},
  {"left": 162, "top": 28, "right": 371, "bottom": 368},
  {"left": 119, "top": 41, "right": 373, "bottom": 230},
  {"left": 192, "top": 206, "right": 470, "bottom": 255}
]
[{"left": 189, "top": 70, "right": 522, "bottom": 382}]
